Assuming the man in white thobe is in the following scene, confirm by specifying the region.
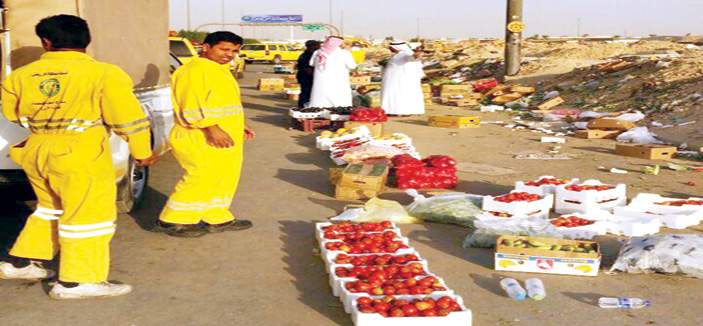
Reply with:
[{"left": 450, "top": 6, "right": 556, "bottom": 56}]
[
  {"left": 309, "top": 36, "right": 357, "bottom": 108},
  {"left": 381, "top": 42, "right": 425, "bottom": 116}
]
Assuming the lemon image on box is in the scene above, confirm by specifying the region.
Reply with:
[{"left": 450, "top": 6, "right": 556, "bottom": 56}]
[{"left": 499, "top": 260, "right": 516, "bottom": 268}]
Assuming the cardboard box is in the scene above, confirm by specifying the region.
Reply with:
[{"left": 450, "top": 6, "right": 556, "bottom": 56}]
[
  {"left": 483, "top": 85, "right": 510, "bottom": 97},
  {"left": 615, "top": 144, "right": 677, "bottom": 160},
  {"left": 574, "top": 129, "right": 622, "bottom": 139},
  {"left": 334, "top": 186, "right": 382, "bottom": 200},
  {"left": 337, "top": 164, "right": 389, "bottom": 191},
  {"left": 492, "top": 93, "right": 523, "bottom": 104},
  {"left": 344, "top": 121, "right": 384, "bottom": 137},
  {"left": 329, "top": 167, "right": 344, "bottom": 185},
  {"left": 586, "top": 118, "right": 637, "bottom": 131},
  {"left": 445, "top": 98, "right": 478, "bottom": 107},
  {"left": 258, "top": 84, "right": 284, "bottom": 92},
  {"left": 510, "top": 85, "right": 536, "bottom": 94},
  {"left": 282, "top": 74, "right": 298, "bottom": 82},
  {"left": 428, "top": 115, "right": 481, "bottom": 128},
  {"left": 495, "top": 235, "right": 601, "bottom": 276},
  {"left": 440, "top": 84, "right": 473, "bottom": 94},
  {"left": 258, "top": 77, "right": 284, "bottom": 86},
  {"left": 350, "top": 76, "right": 371, "bottom": 84},
  {"left": 287, "top": 93, "right": 300, "bottom": 101},
  {"left": 536, "top": 96, "right": 565, "bottom": 110},
  {"left": 284, "top": 82, "right": 300, "bottom": 89}
]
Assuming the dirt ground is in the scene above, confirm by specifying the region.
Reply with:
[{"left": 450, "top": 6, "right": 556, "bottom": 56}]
[{"left": 1, "top": 64, "right": 702, "bottom": 326}]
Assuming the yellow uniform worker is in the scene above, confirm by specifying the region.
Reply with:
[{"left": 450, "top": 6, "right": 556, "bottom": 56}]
[
  {"left": 0, "top": 15, "right": 155, "bottom": 299},
  {"left": 157, "top": 31, "right": 253, "bottom": 237}
]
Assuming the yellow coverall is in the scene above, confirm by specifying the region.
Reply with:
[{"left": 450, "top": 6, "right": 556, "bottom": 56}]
[
  {"left": 159, "top": 57, "right": 244, "bottom": 225},
  {"left": 1, "top": 51, "right": 152, "bottom": 283}
]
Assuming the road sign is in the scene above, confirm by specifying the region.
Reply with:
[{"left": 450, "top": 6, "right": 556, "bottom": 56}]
[
  {"left": 241, "top": 15, "right": 303, "bottom": 23},
  {"left": 302, "top": 25, "right": 325, "bottom": 31}
]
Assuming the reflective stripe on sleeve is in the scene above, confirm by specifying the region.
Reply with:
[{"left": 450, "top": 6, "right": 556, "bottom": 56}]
[
  {"left": 112, "top": 124, "right": 150, "bottom": 136},
  {"left": 32, "top": 206, "right": 63, "bottom": 220},
  {"left": 58, "top": 221, "right": 115, "bottom": 232},
  {"left": 181, "top": 105, "right": 243, "bottom": 122}
]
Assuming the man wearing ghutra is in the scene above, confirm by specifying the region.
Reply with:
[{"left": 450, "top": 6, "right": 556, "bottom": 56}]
[
  {"left": 381, "top": 42, "right": 425, "bottom": 116},
  {"left": 309, "top": 36, "right": 357, "bottom": 108}
]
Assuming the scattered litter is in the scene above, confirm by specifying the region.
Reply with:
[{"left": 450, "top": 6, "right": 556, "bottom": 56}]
[
  {"left": 610, "top": 168, "right": 628, "bottom": 174},
  {"left": 541, "top": 137, "right": 566, "bottom": 143},
  {"left": 643, "top": 165, "right": 660, "bottom": 175},
  {"left": 480, "top": 105, "right": 505, "bottom": 112},
  {"left": 515, "top": 153, "right": 573, "bottom": 160},
  {"left": 679, "top": 121, "right": 696, "bottom": 126},
  {"left": 651, "top": 121, "right": 663, "bottom": 127},
  {"left": 616, "top": 127, "right": 663, "bottom": 144}
]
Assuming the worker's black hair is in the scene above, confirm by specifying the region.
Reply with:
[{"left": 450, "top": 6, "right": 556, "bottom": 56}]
[
  {"left": 203, "top": 31, "right": 243, "bottom": 47},
  {"left": 35, "top": 15, "right": 91, "bottom": 49}
]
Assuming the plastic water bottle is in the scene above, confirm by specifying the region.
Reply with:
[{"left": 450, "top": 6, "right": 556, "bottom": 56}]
[
  {"left": 525, "top": 278, "right": 546, "bottom": 300},
  {"left": 598, "top": 297, "right": 652, "bottom": 309},
  {"left": 500, "top": 278, "right": 526, "bottom": 300}
]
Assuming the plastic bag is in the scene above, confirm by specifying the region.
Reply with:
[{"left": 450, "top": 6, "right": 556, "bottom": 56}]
[
  {"left": 616, "top": 127, "right": 663, "bottom": 144},
  {"left": 462, "top": 216, "right": 563, "bottom": 248},
  {"left": 610, "top": 234, "right": 703, "bottom": 277},
  {"left": 342, "top": 144, "right": 406, "bottom": 163},
  {"left": 330, "top": 197, "right": 421, "bottom": 224},
  {"left": 603, "top": 110, "right": 645, "bottom": 122},
  {"left": 405, "top": 190, "right": 483, "bottom": 227}
]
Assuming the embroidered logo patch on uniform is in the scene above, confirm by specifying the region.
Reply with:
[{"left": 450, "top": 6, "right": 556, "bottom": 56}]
[{"left": 39, "top": 78, "right": 60, "bottom": 97}]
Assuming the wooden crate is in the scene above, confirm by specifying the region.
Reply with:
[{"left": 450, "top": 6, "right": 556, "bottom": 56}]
[{"left": 615, "top": 144, "right": 677, "bottom": 160}]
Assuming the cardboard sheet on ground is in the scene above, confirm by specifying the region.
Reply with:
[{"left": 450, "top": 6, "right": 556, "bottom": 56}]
[{"left": 455, "top": 163, "right": 521, "bottom": 176}]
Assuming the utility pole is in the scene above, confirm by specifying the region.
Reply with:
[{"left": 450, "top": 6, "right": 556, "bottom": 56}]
[
  {"left": 416, "top": 17, "right": 420, "bottom": 40},
  {"left": 577, "top": 18, "right": 581, "bottom": 37},
  {"left": 341, "top": 10, "right": 344, "bottom": 36},
  {"left": 221, "top": 0, "right": 225, "bottom": 30},
  {"left": 186, "top": 0, "right": 191, "bottom": 30},
  {"left": 329, "top": 0, "right": 333, "bottom": 25},
  {"left": 504, "top": 0, "right": 524, "bottom": 76}
]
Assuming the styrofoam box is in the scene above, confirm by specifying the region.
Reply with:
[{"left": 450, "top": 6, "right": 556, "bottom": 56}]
[
  {"left": 350, "top": 294, "right": 471, "bottom": 326},
  {"left": 315, "top": 222, "right": 400, "bottom": 243},
  {"left": 613, "top": 205, "right": 703, "bottom": 229},
  {"left": 327, "top": 260, "right": 430, "bottom": 297},
  {"left": 318, "top": 228, "right": 404, "bottom": 252},
  {"left": 602, "top": 214, "right": 661, "bottom": 237},
  {"left": 552, "top": 213, "right": 612, "bottom": 239},
  {"left": 482, "top": 193, "right": 554, "bottom": 219},
  {"left": 321, "top": 237, "right": 414, "bottom": 266},
  {"left": 340, "top": 274, "right": 453, "bottom": 313},
  {"left": 554, "top": 180, "right": 627, "bottom": 214},
  {"left": 289, "top": 108, "right": 326, "bottom": 119},
  {"left": 315, "top": 126, "right": 372, "bottom": 150},
  {"left": 514, "top": 175, "right": 580, "bottom": 197},
  {"left": 323, "top": 250, "right": 425, "bottom": 270},
  {"left": 629, "top": 193, "right": 703, "bottom": 214}
]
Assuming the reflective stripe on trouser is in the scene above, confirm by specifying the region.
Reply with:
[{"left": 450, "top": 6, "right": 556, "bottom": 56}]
[
  {"left": 8, "top": 128, "right": 117, "bottom": 283},
  {"left": 160, "top": 123, "right": 244, "bottom": 225}
]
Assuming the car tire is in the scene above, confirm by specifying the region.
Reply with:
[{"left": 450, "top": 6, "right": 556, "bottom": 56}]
[
  {"left": 116, "top": 156, "right": 149, "bottom": 213},
  {"left": 245, "top": 60, "right": 253, "bottom": 64},
  {"left": 271, "top": 55, "right": 281, "bottom": 64}
]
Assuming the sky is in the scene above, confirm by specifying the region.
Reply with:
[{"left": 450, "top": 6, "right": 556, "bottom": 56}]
[{"left": 169, "top": 0, "right": 703, "bottom": 40}]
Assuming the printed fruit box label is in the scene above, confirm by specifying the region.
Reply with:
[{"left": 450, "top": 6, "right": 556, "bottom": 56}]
[{"left": 495, "top": 253, "right": 599, "bottom": 276}]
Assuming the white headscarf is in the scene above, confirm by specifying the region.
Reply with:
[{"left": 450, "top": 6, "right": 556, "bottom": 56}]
[{"left": 389, "top": 42, "right": 413, "bottom": 55}]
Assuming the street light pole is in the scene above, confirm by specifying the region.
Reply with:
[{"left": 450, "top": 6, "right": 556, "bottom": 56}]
[
  {"left": 329, "top": 0, "right": 333, "bottom": 25},
  {"left": 504, "top": 0, "right": 523, "bottom": 76},
  {"left": 416, "top": 17, "right": 420, "bottom": 40},
  {"left": 221, "top": 0, "right": 225, "bottom": 30},
  {"left": 186, "top": 0, "right": 191, "bottom": 30}
]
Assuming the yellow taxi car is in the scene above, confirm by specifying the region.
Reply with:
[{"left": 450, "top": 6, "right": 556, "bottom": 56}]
[
  {"left": 169, "top": 36, "right": 198, "bottom": 64},
  {"left": 239, "top": 43, "right": 303, "bottom": 64}
]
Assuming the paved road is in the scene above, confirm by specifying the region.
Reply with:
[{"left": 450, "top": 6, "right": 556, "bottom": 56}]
[{"left": 1, "top": 63, "right": 702, "bottom": 326}]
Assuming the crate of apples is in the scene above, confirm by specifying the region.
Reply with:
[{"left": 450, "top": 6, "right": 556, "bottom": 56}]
[
  {"left": 555, "top": 179, "right": 626, "bottom": 214},
  {"left": 515, "top": 175, "right": 578, "bottom": 197},
  {"left": 350, "top": 107, "right": 388, "bottom": 122},
  {"left": 482, "top": 191, "right": 554, "bottom": 219},
  {"left": 340, "top": 275, "right": 453, "bottom": 314},
  {"left": 328, "top": 261, "right": 429, "bottom": 297},
  {"left": 316, "top": 221, "right": 398, "bottom": 242},
  {"left": 332, "top": 253, "right": 423, "bottom": 267},
  {"left": 550, "top": 215, "right": 595, "bottom": 228},
  {"left": 351, "top": 294, "right": 472, "bottom": 326}
]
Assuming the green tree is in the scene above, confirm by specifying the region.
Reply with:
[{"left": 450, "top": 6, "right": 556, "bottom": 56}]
[{"left": 176, "top": 30, "right": 209, "bottom": 42}]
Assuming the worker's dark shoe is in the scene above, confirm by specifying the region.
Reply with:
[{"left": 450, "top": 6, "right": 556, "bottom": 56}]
[
  {"left": 153, "top": 220, "right": 207, "bottom": 238},
  {"left": 205, "top": 220, "right": 253, "bottom": 233}
]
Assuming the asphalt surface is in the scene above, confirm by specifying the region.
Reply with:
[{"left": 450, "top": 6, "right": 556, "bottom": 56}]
[{"left": 1, "top": 63, "right": 702, "bottom": 326}]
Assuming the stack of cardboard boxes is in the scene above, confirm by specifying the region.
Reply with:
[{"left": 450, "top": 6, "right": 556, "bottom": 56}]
[
  {"left": 439, "top": 84, "right": 482, "bottom": 107},
  {"left": 334, "top": 164, "right": 389, "bottom": 200},
  {"left": 422, "top": 84, "right": 431, "bottom": 106},
  {"left": 258, "top": 78, "right": 284, "bottom": 92}
]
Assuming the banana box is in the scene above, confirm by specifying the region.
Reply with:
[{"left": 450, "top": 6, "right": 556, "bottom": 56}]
[{"left": 495, "top": 235, "right": 600, "bottom": 276}]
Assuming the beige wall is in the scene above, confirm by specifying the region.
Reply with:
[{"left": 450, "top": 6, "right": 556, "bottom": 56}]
[{"left": 4, "top": 0, "right": 169, "bottom": 87}]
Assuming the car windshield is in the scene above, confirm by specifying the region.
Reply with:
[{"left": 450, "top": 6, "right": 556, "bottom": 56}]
[
  {"left": 242, "top": 45, "right": 266, "bottom": 51},
  {"left": 170, "top": 40, "right": 193, "bottom": 57}
]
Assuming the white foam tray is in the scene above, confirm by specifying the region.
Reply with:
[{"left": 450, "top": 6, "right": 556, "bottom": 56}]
[
  {"left": 320, "top": 237, "right": 413, "bottom": 266},
  {"left": 340, "top": 274, "right": 453, "bottom": 313},
  {"left": 482, "top": 192, "right": 554, "bottom": 219},
  {"left": 350, "top": 294, "right": 471, "bottom": 326},
  {"left": 315, "top": 222, "right": 400, "bottom": 243},
  {"left": 323, "top": 250, "right": 425, "bottom": 270},
  {"left": 613, "top": 205, "right": 703, "bottom": 229},
  {"left": 315, "top": 125, "right": 372, "bottom": 150},
  {"left": 554, "top": 180, "right": 627, "bottom": 214},
  {"left": 514, "top": 175, "right": 579, "bottom": 197},
  {"left": 289, "top": 108, "right": 326, "bottom": 119},
  {"left": 602, "top": 214, "right": 661, "bottom": 237},
  {"left": 628, "top": 193, "right": 703, "bottom": 214},
  {"left": 328, "top": 259, "right": 430, "bottom": 297}
]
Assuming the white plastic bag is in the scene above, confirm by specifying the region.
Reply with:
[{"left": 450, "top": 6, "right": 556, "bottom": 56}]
[
  {"left": 603, "top": 111, "right": 645, "bottom": 122},
  {"left": 330, "top": 197, "right": 421, "bottom": 224},
  {"left": 610, "top": 234, "right": 703, "bottom": 277},
  {"left": 616, "top": 127, "right": 663, "bottom": 144},
  {"left": 462, "top": 216, "right": 564, "bottom": 248},
  {"left": 405, "top": 189, "right": 483, "bottom": 227}
]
